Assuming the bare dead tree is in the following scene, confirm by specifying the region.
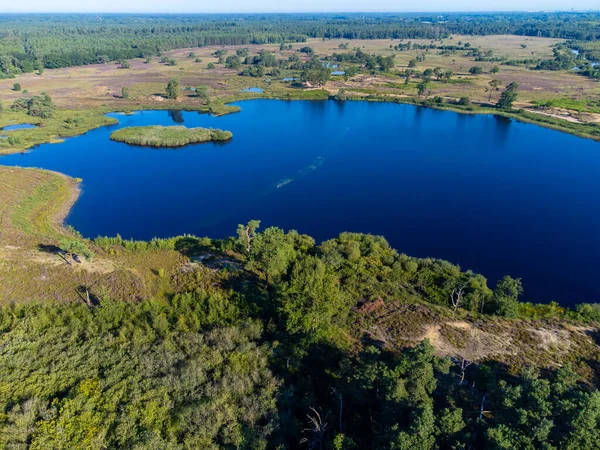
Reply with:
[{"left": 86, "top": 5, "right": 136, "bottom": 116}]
[
  {"left": 452, "top": 357, "right": 473, "bottom": 384},
  {"left": 85, "top": 289, "right": 93, "bottom": 307},
  {"left": 241, "top": 227, "right": 253, "bottom": 254},
  {"left": 479, "top": 393, "right": 487, "bottom": 420},
  {"left": 237, "top": 220, "right": 260, "bottom": 255},
  {"left": 300, "top": 407, "right": 329, "bottom": 450},
  {"left": 450, "top": 284, "right": 466, "bottom": 311}
]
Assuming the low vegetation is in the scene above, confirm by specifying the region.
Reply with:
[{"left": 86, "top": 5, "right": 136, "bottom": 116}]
[
  {"left": 109, "top": 125, "right": 232, "bottom": 147},
  {"left": 0, "top": 109, "right": 117, "bottom": 155}
]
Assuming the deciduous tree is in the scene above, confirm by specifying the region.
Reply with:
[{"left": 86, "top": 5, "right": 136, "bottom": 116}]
[{"left": 165, "top": 79, "right": 180, "bottom": 99}]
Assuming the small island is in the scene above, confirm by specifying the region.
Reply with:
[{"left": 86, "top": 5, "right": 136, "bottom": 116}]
[{"left": 110, "top": 125, "right": 232, "bottom": 147}]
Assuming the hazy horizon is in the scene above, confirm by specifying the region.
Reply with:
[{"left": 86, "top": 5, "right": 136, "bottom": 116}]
[{"left": 2, "top": 0, "right": 599, "bottom": 14}]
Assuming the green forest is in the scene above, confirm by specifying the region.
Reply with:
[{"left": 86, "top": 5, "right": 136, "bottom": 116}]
[
  {"left": 1, "top": 12, "right": 600, "bottom": 75},
  {"left": 1, "top": 224, "right": 599, "bottom": 449}
]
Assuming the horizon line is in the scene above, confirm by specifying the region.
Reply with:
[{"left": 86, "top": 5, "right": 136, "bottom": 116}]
[{"left": 1, "top": 9, "right": 599, "bottom": 14}]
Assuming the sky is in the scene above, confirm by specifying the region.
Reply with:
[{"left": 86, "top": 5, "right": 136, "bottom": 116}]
[{"left": 2, "top": 0, "right": 598, "bottom": 13}]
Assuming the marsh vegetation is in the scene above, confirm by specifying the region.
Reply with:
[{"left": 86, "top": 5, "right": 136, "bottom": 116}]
[{"left": 110, "top": 125, "right": 232, "bottom": 147}]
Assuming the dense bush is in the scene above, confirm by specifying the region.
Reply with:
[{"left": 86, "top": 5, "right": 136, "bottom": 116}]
[
  {"left": 0, "top": 299, "right": 278, "bottom": 449},
  {"left": 10, "top": 93, "right": 55, "bottom": 118}
]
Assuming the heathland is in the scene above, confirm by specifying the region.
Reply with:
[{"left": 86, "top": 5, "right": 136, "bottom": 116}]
[{"left": 0, "top": 13, "right": 600, "bottom": 449}]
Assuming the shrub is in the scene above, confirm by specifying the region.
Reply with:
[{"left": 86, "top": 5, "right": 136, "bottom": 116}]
[
  {"left": 10, "top": 93, "right": 55, "bottom": 118},
  {"left": 59, "top": 239, "right": 94, "bottom": 264},
  {"left": 165, "top": 79, "right": 180, "bottom": 99}
]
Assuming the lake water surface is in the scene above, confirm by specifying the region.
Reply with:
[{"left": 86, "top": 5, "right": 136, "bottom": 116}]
[{"left": 2, "top": 100, "right": 600, "bottom": 305}]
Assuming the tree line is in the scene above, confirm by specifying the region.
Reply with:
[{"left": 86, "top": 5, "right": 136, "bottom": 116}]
[{"left": 2, "top": 12, "right": 600, "bottom": 76}]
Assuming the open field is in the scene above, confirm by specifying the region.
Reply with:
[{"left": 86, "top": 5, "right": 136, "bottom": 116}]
[
  {"left": 2, "top": 36, "right": 596, "bottom": 107},
  {"left": 0, "top": 36, "right": 600, "bottom": 118},
  {"left": 309, "top": 34, "right": 562, "bottom": 58},
  {"left": 0, "top": 36, "right": 598, "bottom": 152},
  {"left": 0, "top": 37, "right": 598, "bottom": 147}
]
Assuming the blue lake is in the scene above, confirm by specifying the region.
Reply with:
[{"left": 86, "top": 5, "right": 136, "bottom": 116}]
[{"left": 2, "top": 100, "right": 600, "bottom": 305}]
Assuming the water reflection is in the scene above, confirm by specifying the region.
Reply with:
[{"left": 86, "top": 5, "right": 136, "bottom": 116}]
[
  {"left": 168, "top": 110, "right": 184, "bottom": 123},
  {"left": 493, "top": 115, "right": 512, "bottom": 148}
]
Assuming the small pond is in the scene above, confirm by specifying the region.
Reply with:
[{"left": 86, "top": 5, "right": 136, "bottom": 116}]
[
  {"left": 1, "top": 123, "right": 38, "bottom": 131},
  {"left": 240, "top": 87, "right": 264, "bottom": 93}
]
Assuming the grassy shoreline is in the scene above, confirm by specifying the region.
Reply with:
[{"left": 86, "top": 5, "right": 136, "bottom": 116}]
[
  {"left": 0, "top": 109, "right": 118, "bottom": 156},
  {"left": 336, "top": 94, "right": 600, "bottom": 142},
  {"left": 0, "top": 92, "right": 597, "bottom": 157},
  {"left": 0, "top": 166, "right": 80, "bottom": 243}
]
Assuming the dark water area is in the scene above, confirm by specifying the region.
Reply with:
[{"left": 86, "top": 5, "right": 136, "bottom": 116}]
[{"left": 2, "top": 100, "right": 600, "bottom": 305}]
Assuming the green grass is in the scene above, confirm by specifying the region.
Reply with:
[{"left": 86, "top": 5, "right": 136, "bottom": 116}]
[
  {"left": 207, "top": 87, "right": 330, "bottom": 115},
  {"left": 0, "top": 166, "right": 76, "bottom": 240},
  {"left": 11, "top": 178, "right": 69, "bottom": 236},
  {"left": 532, "top": 98, "right": 600, "bottom": 114},
  {"left": 0, "top": 109, "right": 117, "bottom": 155},
  {"left": 110, "top": 125, "right": 232, "bottom": 147}
]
